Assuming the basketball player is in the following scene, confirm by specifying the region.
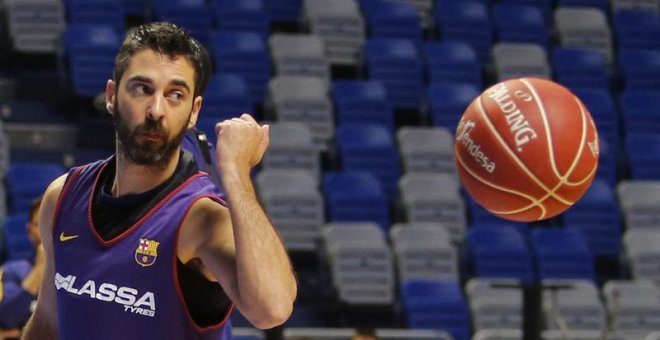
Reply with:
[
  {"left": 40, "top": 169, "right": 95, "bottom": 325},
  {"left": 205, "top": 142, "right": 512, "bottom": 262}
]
[{"left": 21, "top": 22, "right": 297, "bottom": 339}]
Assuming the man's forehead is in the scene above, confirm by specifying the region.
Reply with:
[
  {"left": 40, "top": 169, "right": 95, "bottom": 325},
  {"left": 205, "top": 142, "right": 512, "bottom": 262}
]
[{"left": 124, "top": 49, "right": 195, "bottom": 86}]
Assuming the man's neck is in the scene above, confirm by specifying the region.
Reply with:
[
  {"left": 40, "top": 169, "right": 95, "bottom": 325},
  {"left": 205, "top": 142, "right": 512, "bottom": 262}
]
[{"left": 112, "top": 149, "right": 181, "bottom": 197}]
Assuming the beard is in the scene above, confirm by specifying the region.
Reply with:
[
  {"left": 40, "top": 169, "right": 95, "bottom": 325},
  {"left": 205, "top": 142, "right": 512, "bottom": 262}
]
[{"left": 113, "top": 97, "right": 189, "bottom": 170}]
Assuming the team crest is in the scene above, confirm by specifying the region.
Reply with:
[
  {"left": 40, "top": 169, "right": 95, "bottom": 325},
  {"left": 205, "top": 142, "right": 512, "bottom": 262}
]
[{"left": 135, "top": 238, "right": 160, "bottom": 267}]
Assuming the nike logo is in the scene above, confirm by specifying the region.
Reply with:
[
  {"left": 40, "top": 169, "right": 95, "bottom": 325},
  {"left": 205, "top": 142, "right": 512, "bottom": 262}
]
[{"left": 59, "top": 232, "right": 79, "bottom": 242}]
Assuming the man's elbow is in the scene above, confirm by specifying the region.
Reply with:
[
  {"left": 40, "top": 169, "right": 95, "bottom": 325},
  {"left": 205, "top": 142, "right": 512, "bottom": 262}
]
[{"left": 250, "top": 302, "right": 294, "bottom": 329}]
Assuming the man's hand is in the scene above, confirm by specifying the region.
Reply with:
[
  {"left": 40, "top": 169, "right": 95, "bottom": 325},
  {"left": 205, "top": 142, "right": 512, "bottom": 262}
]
[{"left": 214, "top": 114, "right": 269, "bottom": 173}]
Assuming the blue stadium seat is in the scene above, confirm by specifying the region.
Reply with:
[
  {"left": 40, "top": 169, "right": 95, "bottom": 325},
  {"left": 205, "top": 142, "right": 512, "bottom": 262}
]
[
  {"left": 435, "top": 1, "right": 494, "bottom": 62},
  {"left": 323, "top": 171, "right": 390, "bottom": 231},
  {"left": 335, "top": 124, "right": 400, "bottom": 195},
  {"left": 62, "top": 24, "right": 121, "bottom": 98},
  {"left": 466, "top": 197, "right": 532, "bottom": 232},
  {"left": 561, "top": 179, "right": 622, "bottom": 257},
  {"left": 614, "top": 10, "right": 660, "bottom": 51},
  {"left": 532, "top": 227, "right": 596, "bottom": 282},
  {"left": 332, "top": 80, "right": 394, "bottom": 132},
  {"left": 360, "top": 0, "right": 423, "bottom": 48},
  {"left": 618, "top": 49, "right": 660, "bottom": 90},
  {"left": 625, "top": 133, "right": 660, "bottom": 180},
  {"left": 195, "top": 117, "right": 219, "bottom": 145},
  {"left": 364, "top": 38, "right": 424, "bottom": 110},
  {"left": 0, "top": 100, "right": 69, "bottom": 123},
  {"left": 424, "top": 41, "right": 482, "bottom": 87},
  {"left": 209, "top": 31, "right": 271, "bottom": 104},
  {"left": 3, "top": 214, "right": 33, "bottom": 261},
  {"left": 494, "top": 3, "right": 549, "bottom": 50},
  {"left": 466, "top": 224, "right": 535, "bottom": 284},
  {"left": 66, "top": 0, "right": 125, "bottom": 34},
  {"left": 621, "top": 90, "right": 660, "bottom": 135},
  {"left": 571, "top": 88, "right": 621, "bottom": 155},
  {"left": 427, "top": 82, "right": 480, "bottom": 130},
  {"left": 400, "top": 280, "right": 471, "bottom": 340},
  {"left": 500, "top": 0, "right": 553, "bottom": 22},
  {"left": 552, "top": 47, "right": 609, "bottom": 89},
  {"left": 7, "top": 163, "right": 64, "bottom": 214},
  {"left": 263, "top": 0, "right": 301, "bottom": 23},
  {"left": 152, "top": 0, "right": 213, "bottom": 45},
  {"left": 202, "top": 73, "right": 253, "bottom": 121},
  {"left": 212, "top": 0, "right": 269, "bottom": 39}
]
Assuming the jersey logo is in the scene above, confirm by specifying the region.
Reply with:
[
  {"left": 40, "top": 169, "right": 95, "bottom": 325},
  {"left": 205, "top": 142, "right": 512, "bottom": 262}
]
[
  {"left": 135, "top": 238, "right": 160, "bottom": 267},
  {"left": 59, "top": 232, "right": 79, "bottom": 242}
]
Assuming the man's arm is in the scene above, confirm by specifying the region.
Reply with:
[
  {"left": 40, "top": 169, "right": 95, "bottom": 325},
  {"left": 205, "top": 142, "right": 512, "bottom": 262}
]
[
  {"left": 21, "top": 175, "right": 66, "bottom": 340},
  {"left": 180, "top": 114, "right": 297, "bottom": 329},
  {"left": 0, "top": 260, "right": 37, "bottom": 329}
]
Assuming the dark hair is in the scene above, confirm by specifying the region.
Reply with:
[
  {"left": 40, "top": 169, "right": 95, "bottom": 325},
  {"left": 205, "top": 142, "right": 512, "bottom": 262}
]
[
  {"left": 113, "top": 22, "right": 212, "bottom": 98},
  {"left": 29, "top": 194, "right": 43, "bottom": 223}
]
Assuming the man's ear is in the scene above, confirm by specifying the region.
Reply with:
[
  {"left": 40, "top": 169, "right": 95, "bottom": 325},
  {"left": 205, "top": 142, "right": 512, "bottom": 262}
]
[
  {"left": 105, "top": 79, "right": 116, "bottom": 115},
  {"left": 188, "top": 96, "right": 202, "bottom": 129}
]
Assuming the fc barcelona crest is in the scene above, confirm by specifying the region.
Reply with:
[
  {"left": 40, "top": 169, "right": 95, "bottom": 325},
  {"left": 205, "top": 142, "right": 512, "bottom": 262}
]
[{"left": 135, "top": 238, "right": 160, "bottom": 267}]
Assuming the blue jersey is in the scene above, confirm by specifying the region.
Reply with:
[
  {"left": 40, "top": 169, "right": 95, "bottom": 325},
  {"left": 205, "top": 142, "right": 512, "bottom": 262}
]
[{"left": 52, "top": 159, "right": 233, "bottom": 340}]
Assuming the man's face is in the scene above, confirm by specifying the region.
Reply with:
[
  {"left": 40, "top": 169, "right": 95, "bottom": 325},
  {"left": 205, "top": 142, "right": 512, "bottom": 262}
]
[{"left": 107, "top": 49, "right": 202, "bottom": 169}]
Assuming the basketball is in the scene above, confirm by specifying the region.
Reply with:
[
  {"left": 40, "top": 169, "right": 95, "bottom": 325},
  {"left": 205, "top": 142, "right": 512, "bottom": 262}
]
[{"left": 454, "top": 78, "right": 600, "bottom": 222}]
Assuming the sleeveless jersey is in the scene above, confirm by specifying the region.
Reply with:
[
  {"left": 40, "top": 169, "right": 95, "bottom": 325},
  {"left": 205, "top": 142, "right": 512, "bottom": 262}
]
[{"left": 52, "top": 159, "right": 233, "bottom": 340}]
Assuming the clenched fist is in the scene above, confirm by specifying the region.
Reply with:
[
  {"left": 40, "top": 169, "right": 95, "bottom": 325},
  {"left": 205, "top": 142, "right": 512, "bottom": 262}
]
[{"left": 214, "top": 113, "right": 270, "bottom": 174}]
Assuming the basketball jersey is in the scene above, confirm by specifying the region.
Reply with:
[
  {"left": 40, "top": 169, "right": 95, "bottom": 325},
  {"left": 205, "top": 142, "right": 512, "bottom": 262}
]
[{"left": 52, "top": 159, "right": 233, "bottom": 340}]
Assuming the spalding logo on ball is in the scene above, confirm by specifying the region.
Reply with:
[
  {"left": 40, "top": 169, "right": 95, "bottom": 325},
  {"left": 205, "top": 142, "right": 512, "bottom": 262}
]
[{"left": 454, "top": 78, "right": 599, "bottom": 222}]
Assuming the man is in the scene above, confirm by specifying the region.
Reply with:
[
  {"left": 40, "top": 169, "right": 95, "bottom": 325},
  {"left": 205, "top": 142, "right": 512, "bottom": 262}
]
[
  {"left": 21, "top": 22, "right": 297, "bottom": 339},
  {"left": 0, "top": 197, "right": 43, "bottom": 339}
]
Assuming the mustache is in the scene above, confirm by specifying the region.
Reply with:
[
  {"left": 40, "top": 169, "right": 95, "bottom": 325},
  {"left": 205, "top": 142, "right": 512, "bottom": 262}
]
[{"left": 133, "top": 119, "right": 167, "bottom": 138}]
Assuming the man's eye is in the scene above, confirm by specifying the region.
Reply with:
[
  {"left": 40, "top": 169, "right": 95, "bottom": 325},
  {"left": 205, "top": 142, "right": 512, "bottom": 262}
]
[
  {"left": 168, "top": 92, "right": 184, "bottom": 101},
  {"left": 132, "top": 84, "right": 150, "bottom": 95}
]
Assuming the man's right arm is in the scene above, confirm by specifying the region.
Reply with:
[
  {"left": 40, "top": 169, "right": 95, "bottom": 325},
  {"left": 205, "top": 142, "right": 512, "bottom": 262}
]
[{"left": 21, "top": 175, "right": 67, "bottom": 340}]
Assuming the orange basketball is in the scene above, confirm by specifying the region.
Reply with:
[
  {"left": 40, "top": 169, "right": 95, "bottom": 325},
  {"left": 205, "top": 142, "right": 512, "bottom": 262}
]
[{"left": 454, "top": 78, "right": 600, "bottom": 222}]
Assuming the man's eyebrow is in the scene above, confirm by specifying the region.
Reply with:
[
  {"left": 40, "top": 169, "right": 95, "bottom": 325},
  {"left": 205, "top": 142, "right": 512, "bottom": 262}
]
[
  {"left": 171, "top": 79, "right": 191, "bottom": 93},
  {"left": 126, "top": 75, "right": 153, "bottom": 85}
]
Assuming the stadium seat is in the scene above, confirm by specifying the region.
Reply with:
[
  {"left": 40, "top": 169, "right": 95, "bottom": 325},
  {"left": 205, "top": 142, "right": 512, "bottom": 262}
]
[
  {"left": 427, "top": 82, "right": 480, "bottom": 130},
  {"left": 7, "top": 162, "right": 65, "bottom": 214},
  {"left": 323, "top": 171, "right": 390, "bottom": 231},
  {"left": 424, "top": 41, "right": 482, "bottom": 87},
  {"left": 571, "top": 88, "right": 620, "bottom": 150},
  {"left": 119, "top": 0, "right": 146, "bottom": 15},
  {"left": 269, "top": 33, "right": 331, "bottom": 85},
  {"left": 201, "top": 73, "right": 252, "bottom": 121},
  {"left": 6, "top": 0, "right": 65, "bottom": 53},
  {"left": 209, "top": 31, "right": 271, "bottom": 104},
  {"left": 152, "top": 0, "right": 213, "bottom": 45},
  {"left": 614, "top": 10, "right": 660, "bottom": 50},
  {"left": 554, "top": 7, "right": 613, "bottom": 64},
  {"left": 618, "top": 49, "right": 660, "bottom": 90},
  {"left": 263, "top": 0, "right": 302, "bottom": 23},
  {"left": 62, "top": 24, "right": 121, "bottom": 98},
  {"left": 625, "top": 133, "right": 660, "bottom": 180},
  {"left": 532, "top": 228, "right": 596, "bottom": 282},
  {"left": 603, "top": 280, "right": 660, "bottom": 337},
  {"left": 396, "top": 126, "right": 455, "bottom": 176},
  {"left": 494, "top": 3, "right": 549, "bottom": 50},
  {"left": 335, "top": 124, "right": 401, "bottom": 194},
  {"left": 434, "top": 1, "right": 494, "bottom": 62},
  {"left": 466, "top": 224, "right": 535, "bottom": 284},
  {"left": 556, "top": 0, "right": 610, "bottom": 11},
  {"left": 256, "top": 169, "right": 324, "bottom": 252},
  {"left": 400, "top": 280, "right": 471, "bottom": 340},
  {"left": 541, "top": 280, "right": 606, "bottom": 332},
  {"left": 332, "top": 80, "right": 394, "bottom": 132},
  {"left": 611, "top": 0, "right": 660, "bottom": 13},
  {"left": 302, "top": 0, "right": 365, "bottom": 66},
  {"left": 364, "top": 38, "right": 425, "bottom": 110},
  {"left": 262, "top": 122, "right": 320, "bottom": 177},
  {"left": 66, "top": 0, "right": 125, "bottom": 34},
  {"left": 617, "top": 179, "right": 660, "bottom": 228},
  {"left": 360, "top": 0, "right": 423, "bottom": 48},
  {"left": 398, "top": 173, "right": 466, "bottom": 242},
  {"left": 268, "top": 76, "right": 334, "bottom": 150},
  {"left": 466, "top": 278, "right": 523, "bottom": 331},
  {"left": 212, "top": 0, "right": 269, "bottom": 39},
  {"left": 500, "top": 0, "right": 553, "bottom": 22},
  {"left": 322, "top": 222, "right": 395, "bottom": 306},
  {"left": 492, "top": 42, "right": 551, "bottom": 81},
  {"left": 552, "top": 48, "right": 610, "bottom": 90},
  {"left": 620, "top": 90, "right": 660, "bottom": 135},
  {"left": 3, "top": 213, "right": 32, "bottom": 261},
  {"left": 624, "top": 229, "right": 660, "bottom": 282}
]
